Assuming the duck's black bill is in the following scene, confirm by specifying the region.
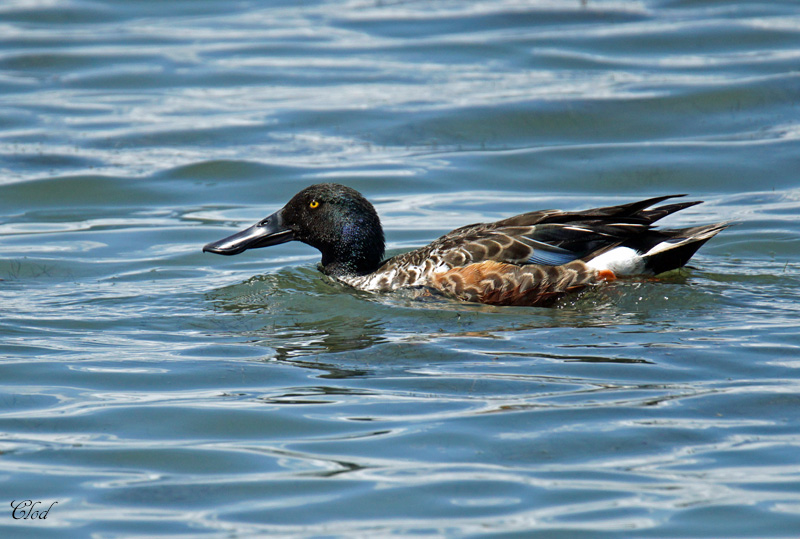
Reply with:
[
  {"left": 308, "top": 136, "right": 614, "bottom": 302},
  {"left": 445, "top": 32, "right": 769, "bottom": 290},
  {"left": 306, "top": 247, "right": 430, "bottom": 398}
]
[{"left": 203, "top": 209, "right": 293, "bottom": 256}]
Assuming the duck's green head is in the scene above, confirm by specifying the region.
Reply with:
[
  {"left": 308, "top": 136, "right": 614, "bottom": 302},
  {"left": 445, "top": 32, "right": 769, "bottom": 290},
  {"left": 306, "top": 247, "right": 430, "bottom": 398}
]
[{"left": 203, "top": 183, "right": 385, "bottom": 277}]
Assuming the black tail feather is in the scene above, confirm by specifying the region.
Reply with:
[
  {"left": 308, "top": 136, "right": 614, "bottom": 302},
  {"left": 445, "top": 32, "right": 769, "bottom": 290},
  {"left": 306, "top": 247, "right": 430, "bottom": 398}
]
[{"left": 642, "top": 222, "right": 730, "bottom": 275}]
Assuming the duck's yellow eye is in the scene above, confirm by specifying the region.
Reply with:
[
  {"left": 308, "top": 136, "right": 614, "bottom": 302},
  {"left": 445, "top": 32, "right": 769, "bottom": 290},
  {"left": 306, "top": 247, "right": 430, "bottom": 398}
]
[{"left": 309, "top": 200, "right": 319, "bottom": 209}]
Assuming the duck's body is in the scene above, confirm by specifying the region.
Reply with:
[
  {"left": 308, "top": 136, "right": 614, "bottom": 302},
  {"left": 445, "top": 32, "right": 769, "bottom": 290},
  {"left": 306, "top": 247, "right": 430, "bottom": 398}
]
[{"left": 204, "top": 183, "right": 727, "bottom": 307}]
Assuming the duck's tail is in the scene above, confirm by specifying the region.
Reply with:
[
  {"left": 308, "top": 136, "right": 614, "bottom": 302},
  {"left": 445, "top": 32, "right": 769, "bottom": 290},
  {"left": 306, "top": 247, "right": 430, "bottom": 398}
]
[{"left": 587, "top": 222, "right": 729, "bottom": 276}]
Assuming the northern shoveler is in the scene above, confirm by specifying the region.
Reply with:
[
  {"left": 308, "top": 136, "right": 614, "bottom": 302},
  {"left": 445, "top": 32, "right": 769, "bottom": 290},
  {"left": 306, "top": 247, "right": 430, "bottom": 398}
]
[{"left": 203, "top": 183, "right": 727, "bottom": 307}]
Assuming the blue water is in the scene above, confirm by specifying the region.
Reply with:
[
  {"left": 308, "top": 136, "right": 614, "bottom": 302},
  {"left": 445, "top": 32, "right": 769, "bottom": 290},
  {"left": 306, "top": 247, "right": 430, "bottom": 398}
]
[{"left": 2, "top": 1, "right": 800, "bottom": 537}]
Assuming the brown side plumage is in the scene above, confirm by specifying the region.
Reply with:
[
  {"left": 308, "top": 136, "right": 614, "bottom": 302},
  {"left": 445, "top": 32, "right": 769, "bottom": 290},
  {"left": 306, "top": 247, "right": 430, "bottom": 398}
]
[{"left": 430, "top": 260, "right": 599, "bottom": 307}]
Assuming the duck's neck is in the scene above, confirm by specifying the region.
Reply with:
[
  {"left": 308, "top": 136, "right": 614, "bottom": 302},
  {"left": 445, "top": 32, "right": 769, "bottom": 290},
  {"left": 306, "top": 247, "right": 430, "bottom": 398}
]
[{"left": 319, "top": 220, "right": 385, "bottom": 277}]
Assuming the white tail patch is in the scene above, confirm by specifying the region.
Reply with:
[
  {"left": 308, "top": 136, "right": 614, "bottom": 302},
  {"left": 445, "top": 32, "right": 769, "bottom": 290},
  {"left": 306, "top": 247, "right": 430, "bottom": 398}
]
[{"left": 587, "top": 246, "right": 646, "bottom": 276}]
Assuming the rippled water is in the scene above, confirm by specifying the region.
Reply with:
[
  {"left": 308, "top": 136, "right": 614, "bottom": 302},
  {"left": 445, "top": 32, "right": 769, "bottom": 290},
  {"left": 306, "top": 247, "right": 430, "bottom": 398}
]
[{"left": 2, "top": 0, "right": 800, "bottom": 537}]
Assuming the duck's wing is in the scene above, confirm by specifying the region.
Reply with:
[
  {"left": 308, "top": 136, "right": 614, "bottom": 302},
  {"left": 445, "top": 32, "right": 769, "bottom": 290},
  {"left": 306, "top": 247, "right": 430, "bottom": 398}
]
[{"left": 421, "top": 194, "right": 702, "bottom": 269}]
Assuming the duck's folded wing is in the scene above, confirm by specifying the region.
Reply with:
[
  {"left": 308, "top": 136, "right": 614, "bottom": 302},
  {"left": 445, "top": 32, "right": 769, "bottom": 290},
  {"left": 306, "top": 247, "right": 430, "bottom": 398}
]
[
  {"left": 431, "top": 194, "right": 703, "bottom": 268},
  {"left": 433, "top": 222, "right": 642, "bottom": 268}
]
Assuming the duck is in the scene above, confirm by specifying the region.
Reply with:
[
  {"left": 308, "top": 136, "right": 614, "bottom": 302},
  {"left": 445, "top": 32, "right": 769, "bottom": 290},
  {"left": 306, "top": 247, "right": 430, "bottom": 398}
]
[{"left": 203, "top": 183, "right": 727, "bottom": 307}]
